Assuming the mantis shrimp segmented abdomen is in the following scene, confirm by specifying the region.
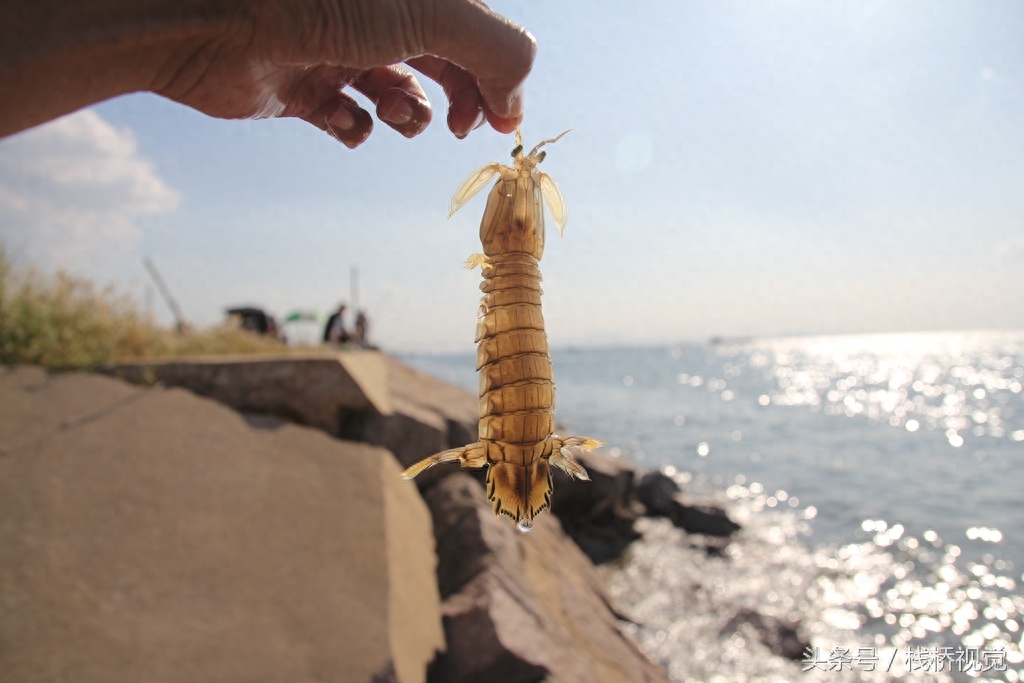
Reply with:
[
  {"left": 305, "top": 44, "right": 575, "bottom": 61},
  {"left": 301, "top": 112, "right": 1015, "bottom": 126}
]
[{"left": 402, "top": 129, "right": 601, "bottom": 533}]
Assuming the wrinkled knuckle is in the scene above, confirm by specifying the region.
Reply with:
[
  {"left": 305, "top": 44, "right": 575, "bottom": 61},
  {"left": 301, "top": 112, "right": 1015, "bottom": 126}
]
[
  {"left": 416, "top": 0, "right": 448, "bottom": 54},
  {"left": 402, "top": 0, "right": 430, "bottom": 54}
]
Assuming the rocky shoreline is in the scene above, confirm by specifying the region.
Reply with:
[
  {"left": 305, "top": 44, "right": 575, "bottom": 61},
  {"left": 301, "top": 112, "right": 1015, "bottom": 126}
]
[{"left": 1, "top": 352, "right": 761, "bottom": 682}]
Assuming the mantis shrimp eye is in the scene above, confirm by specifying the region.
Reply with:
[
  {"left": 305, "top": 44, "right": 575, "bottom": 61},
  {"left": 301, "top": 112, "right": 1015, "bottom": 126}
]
[{"left": 510, "top": 144, "right": 523, "bottom": 157}]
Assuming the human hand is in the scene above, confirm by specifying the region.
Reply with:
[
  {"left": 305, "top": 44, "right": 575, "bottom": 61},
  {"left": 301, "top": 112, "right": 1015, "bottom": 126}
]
[
  {"left": 0, "top": 0, "right": 534, "bottom": 146},
  {"left": 153, "top": 0, "right": 535, "bottom": 147}
]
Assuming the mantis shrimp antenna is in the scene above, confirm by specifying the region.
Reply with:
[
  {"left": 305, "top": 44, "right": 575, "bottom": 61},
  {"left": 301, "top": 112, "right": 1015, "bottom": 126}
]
[{"left": 527, "top": 129, "right": 574, "bottom": 158}]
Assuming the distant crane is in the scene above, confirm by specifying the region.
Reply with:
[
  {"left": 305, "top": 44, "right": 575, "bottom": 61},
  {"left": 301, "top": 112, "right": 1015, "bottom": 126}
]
[{"left": 142, "top": 257, "right": 188, "bottom": 333}]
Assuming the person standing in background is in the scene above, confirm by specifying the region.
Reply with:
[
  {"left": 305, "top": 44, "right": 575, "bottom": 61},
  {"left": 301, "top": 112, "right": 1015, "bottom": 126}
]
[
  {"left": 323, "top": 303, "right": 350, "bottom": 345},
  {"left": 354, "top": 310, "right": 369, "bottom": 347}
]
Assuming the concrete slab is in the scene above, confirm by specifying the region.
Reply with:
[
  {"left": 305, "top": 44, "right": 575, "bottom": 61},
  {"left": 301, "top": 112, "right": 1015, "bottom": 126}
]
[
  {"left": 0, "top": 367, "right": 442, "bottom": 683},
  {"left": 106, "top": 351, "right": 393, "bottom": 435}
]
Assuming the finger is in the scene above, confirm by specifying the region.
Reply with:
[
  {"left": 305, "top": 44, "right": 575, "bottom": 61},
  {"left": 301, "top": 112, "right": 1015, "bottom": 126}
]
[
  {"left": 483, "top": 102, "right": 522, "bottom": 135},
  {"left": 409, "top": 56, "right": 521, "bottom": 138},
  {"left": 277, "top": 66, "right": 373, "bottom": 148},
  {"left": 350, "top": 65, "right": 432, "bottom": 138},
  {"left": 422, "top": 0, "right": 535, "bottom": 119},
  {"left": 407, "top": 56, "right": 478, "bottom": 138},
  {"left": 448, "top": 87, "right": 485, "bottom": 139},
  {"left": 301, "top": 93, "right": 374, "bottom": 149}
]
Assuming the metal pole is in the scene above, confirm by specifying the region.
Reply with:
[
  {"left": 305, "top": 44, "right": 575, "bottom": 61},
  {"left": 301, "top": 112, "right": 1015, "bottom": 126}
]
[{"left": 351, "top": 266, "right": 359, "bottom": 314}]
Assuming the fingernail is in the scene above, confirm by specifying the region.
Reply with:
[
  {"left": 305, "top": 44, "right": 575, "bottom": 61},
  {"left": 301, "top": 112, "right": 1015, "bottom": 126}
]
[
  {"left": 381, "top": 97, "right": 414, "bottom": 125},
  {"left": 507, "top": 88, "right": 524, "bottom": 118},
  {"left": 329, "top": 106, "right": 355, "bottom": 131},
  {"left": 472, "top": 110, "right": 486, "bottom": 131},
  {"left": 448, "top": 109, "right": 469, "bottom": 140}
]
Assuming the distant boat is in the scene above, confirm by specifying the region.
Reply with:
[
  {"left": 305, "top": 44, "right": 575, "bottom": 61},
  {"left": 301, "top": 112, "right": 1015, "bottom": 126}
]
[{"left": 709, "top": 335, "right": 753, "bottom": 346}]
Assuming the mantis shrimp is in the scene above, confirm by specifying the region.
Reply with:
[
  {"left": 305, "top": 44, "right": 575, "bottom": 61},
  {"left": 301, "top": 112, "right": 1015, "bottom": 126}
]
[{"left": 402, "top": 129, "right": 602, "bottom": 533}]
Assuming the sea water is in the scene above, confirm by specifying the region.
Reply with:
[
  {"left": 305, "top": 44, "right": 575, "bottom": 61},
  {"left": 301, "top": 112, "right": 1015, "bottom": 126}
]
[{"left": 404, "top": 330, "right": 1024, "bottom": 682}]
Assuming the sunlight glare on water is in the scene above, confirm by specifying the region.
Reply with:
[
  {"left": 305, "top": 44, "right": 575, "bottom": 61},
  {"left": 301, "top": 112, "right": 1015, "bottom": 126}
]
[
  {"left": 405, "top": 331, "right": 1024, "bottom": 682},
  {"left": 601, "top": 483, "right": 1020, "bottom": 682}
]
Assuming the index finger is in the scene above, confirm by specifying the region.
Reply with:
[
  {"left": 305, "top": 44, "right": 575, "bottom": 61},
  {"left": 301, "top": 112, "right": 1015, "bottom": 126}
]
[{"left": 422, "top": 0, "right": 536, "bottom": 118}]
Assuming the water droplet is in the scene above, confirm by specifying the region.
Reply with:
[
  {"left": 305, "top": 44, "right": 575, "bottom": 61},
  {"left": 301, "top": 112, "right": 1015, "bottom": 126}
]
[{"left": 517, "top": 519, "right": 533, "bottom": 533}]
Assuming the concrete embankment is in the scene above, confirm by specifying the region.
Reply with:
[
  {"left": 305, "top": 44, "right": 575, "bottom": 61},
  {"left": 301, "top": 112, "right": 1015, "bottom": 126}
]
[
  {"left": 1, "top": 351, "right": 744, "bottom": 681},
  {"left": 0, "top": 364, "right": 441, "bottom": 683}
]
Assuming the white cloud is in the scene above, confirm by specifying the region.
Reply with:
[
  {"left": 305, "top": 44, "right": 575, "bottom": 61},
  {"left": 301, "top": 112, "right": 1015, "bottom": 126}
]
[{"left": 0, "top": 109, "right": 178, "bottom": 268}]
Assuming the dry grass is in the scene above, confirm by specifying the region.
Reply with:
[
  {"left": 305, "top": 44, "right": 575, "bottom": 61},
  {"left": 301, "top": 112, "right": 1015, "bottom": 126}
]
[{"left": 0, "top": 248, "right": 286, "bottom": 371}]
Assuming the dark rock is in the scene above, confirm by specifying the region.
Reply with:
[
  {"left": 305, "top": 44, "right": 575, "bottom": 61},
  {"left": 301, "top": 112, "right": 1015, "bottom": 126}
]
[
  {"left": 719, "top": 608, "right": 810, "bottom": 661},
  {"left": 426, "top": 474, "right": 669, "bottom": 683},
  {"left": 548, "top": 450, "right": 739, "bottom": 561},
  {"left": 637, "top": 469, "right": 740, "bottom": 538},
  {"left": 431, "top": 574, "right": 551, "bottom": 683},
  {"left": 636, "top": 470, "right": 682, "bottom": 516},
  {"left": 371, "top": 661, "right": 400, "bottom": 683},
  {"left": 550, "top": 451, "right": 642, "bottom": 564},
  {"left": 361, "top": 398, "right": 448, "bottom": 468},
  {"left": 665, "top": 495, "right": 741, "bottom": 537},
  {"left": 361, "top": 357, "right": 479, "bottom": 492},
  {"left": 694, "top": 536, "right": 732, "bottom": 557},
  {"left": 423, "top": 474, "right": 521, "bottom": 599}
]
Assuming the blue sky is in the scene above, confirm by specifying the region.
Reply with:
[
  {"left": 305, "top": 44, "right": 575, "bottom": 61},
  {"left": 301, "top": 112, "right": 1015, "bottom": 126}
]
[{"left": 1, "top": 0, "right": 1022, "bottom": 352}]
